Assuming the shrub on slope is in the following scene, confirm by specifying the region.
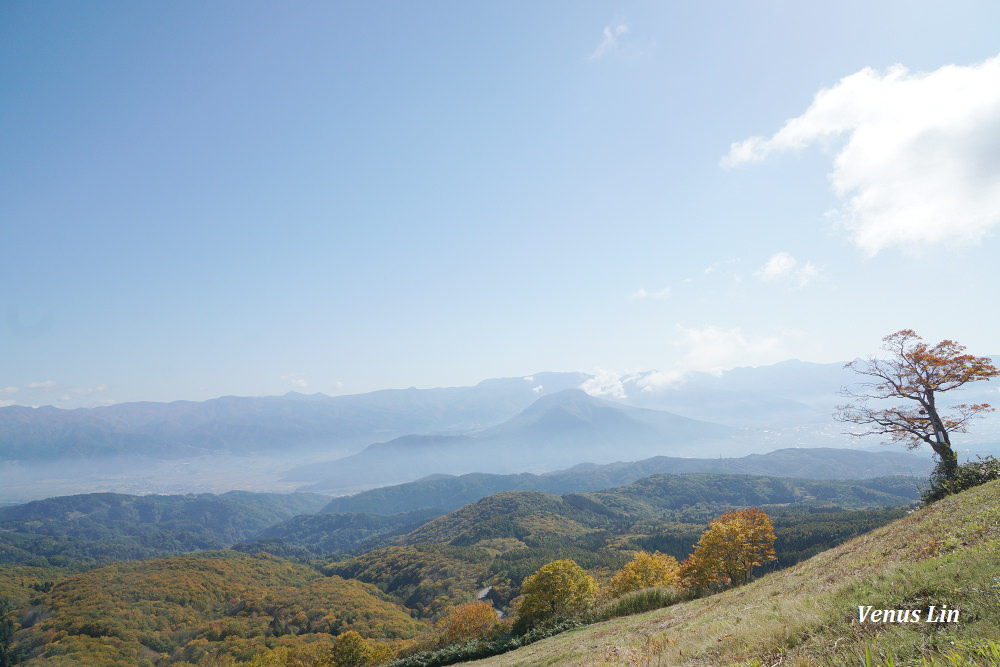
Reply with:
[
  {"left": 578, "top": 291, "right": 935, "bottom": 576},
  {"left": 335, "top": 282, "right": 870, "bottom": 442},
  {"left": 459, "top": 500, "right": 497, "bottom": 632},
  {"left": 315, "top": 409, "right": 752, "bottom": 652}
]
[{"left": 466, "top": 479, "right": 1000, "bottom": 666}]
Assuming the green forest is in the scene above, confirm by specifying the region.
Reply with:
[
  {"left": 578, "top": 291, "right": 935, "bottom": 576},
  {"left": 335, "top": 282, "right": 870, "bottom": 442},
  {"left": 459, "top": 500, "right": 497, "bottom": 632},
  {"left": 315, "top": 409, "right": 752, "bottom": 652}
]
[{"left": 0, "top": 468, "right": 925, "bottom": 666}]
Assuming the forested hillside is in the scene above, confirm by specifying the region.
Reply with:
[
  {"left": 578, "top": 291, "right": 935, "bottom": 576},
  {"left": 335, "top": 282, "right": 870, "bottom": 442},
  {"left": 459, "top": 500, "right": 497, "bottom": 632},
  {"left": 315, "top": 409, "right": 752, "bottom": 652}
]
[
  {"left": 467, "top": 479, "right": 1000, "bottom": 666},
  {"left": 0, "top": 468, "right": 923, "bottom": 665},
  {"left": 240, "top": 508, "right": 445, "bottom": 557},
  {"left": 316, "top": 447, "right": 931, "bottom": 515},
  {"left": 6, "top": 551, "right": 427, "bottom": 665},
  {"left": 0, "top": 491, "right": 329, "bottom": 566}
]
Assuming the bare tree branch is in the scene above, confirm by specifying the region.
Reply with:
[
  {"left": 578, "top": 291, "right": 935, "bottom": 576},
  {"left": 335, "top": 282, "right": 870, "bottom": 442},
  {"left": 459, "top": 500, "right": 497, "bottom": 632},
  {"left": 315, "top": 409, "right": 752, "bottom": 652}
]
[{"left": 836, "top": 330, "right": 997, "bottom": 477}]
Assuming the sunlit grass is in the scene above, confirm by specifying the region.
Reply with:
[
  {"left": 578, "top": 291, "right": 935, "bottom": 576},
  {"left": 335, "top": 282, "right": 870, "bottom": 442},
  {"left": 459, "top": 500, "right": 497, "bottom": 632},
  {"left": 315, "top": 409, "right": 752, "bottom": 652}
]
[{"left": 465, "top": 479, "right": 1000, "bottom": 665}]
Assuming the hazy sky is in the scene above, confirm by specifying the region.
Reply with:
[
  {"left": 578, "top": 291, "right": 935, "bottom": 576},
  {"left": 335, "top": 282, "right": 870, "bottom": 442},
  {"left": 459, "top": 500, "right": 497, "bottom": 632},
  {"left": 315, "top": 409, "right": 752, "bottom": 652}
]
[{"left": 3, "top": 2, "right": 1000, "bottom": 408}]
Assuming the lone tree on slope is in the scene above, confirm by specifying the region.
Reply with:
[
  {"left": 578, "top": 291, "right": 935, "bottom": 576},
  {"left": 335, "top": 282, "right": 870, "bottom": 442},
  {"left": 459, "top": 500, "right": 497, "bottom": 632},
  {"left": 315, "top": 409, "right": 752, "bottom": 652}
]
[{"left": 836, "top": 329, "right": 998, "bottom": 479}]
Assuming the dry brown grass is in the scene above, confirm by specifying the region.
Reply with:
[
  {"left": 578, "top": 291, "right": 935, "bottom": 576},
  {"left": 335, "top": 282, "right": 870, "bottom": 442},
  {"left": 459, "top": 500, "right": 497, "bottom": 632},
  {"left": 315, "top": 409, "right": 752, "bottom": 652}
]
[{"left": 465, "top": 480, "right": 1000, "bottom": 666}]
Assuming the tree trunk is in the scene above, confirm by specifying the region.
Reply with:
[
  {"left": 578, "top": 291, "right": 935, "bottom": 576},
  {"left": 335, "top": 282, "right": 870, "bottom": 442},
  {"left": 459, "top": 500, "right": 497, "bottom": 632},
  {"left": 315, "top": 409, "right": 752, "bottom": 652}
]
[{"left": 926, "top": 394, "right": 958, "bottom": 478}]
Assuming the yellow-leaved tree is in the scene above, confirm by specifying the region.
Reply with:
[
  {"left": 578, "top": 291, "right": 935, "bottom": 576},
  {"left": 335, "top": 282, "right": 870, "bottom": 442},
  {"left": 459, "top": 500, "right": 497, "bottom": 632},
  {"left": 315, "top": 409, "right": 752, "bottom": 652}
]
[
  {"left": 328, "top": 630, "right": 394, "bottom": 666},
  {"left": 601, "top": 550, "right": 679, "bottom": 600},
  {"left": 516, "top": 559, "right": 596, "bottom": 630},
  {"left": 678, "top": 507, "right": 776, "bottom": 595},
  {"left": 247, "top": 632, "right": 393, "bottom": 667}
]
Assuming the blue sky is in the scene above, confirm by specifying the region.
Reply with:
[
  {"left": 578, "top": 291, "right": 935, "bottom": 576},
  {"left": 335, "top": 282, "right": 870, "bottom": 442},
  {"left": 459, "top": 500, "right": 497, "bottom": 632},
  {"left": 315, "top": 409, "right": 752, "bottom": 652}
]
[{"left": 3, "top": 1, "right": 1000, "bottom": 408}]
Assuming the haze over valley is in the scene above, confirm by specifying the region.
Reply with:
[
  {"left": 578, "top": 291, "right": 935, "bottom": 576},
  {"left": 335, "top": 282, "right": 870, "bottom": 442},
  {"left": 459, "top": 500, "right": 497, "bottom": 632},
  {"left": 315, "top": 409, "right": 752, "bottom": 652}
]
[{"left": 3, "top": 359, "right": 986, "bottom": 503}]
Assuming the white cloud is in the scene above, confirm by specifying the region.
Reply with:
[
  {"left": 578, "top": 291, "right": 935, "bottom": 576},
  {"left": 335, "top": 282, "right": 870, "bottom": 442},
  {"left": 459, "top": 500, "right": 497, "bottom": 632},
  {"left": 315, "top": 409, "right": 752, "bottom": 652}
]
[
  {"left": 1, "top": 387, "right": 17, "bottom": 396},
  {"left": 758, "top": 252, "right": 797, "bottom": 280},
  {"left": 797, "top": 262, "right": 820, "bottom": 287},
  {"left": 722, "top": 55, "right": 1000, "bottom": 254},
  {"left": 589, "top": 23, "right": 629, "bottom": 60},
  {"left": 756, "top": 252, "right": 820, "bottom": 287},
  {"left": 71, "top": 384, "right": 110, "bottom": 396},
  {"left": 672, "top": 325, "right": 788, "bottom": 377},
  {"left": 580, "top": 367, "right": 627, "bottom": 398},
  {"left": 27, "top": 380, "right": 56, "bottom": 390},
  {"left": 635, "top": 370, "right": 685, "bottom": 391},
  {"left": 582, "top": 368, "right": 687, "bottom": 395},
  {"left": 579, "top": 327, "right": 790, "bottom": 397},
  {"left": 281, "top": 374, "right": 309, "bottom": 389},
  {"left": 630, "top": 286, "right": 671, "bottom": 300}
]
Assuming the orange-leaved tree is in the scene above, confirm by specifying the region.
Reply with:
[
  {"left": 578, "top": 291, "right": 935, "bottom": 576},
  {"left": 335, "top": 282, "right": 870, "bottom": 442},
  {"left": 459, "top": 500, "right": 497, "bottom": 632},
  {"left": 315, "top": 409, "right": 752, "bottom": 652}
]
[
  {"left": 676, "top": 547, "right": 723, "bottom": 597},
  {"left": 436, "top": 600, "right": 502, "bottom": 645},
  {"left": 678, "top": 507, "right": 776, "bottom": 595},
  {"left": 837, "top": 329, "right": 998, "bottom": 479}
]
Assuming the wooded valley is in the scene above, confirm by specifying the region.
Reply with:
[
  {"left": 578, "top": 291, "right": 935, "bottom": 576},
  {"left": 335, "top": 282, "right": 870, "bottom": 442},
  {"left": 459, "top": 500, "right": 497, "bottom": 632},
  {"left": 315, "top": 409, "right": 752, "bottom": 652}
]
[{"left": 0, "top": 454, "right": 924, "bottom": 666}]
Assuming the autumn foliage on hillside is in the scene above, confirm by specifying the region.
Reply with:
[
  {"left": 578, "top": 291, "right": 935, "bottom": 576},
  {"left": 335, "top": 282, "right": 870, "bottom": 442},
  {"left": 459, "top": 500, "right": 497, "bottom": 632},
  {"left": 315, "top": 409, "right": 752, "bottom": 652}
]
[
  {"left": 600, "top": 551, "right": 679, "bottom": 601},
  {"left": 0, "top": 478, "right": 910, "bottom": 666},
  {"left": 9, "top": 551, "right": 420, "bottom": 665},
  {"left": 678, "top": 507, "right": 776, "bottom": 594},
  {"left": 436, "top": 601, "right": 504, "bottom": 644}
]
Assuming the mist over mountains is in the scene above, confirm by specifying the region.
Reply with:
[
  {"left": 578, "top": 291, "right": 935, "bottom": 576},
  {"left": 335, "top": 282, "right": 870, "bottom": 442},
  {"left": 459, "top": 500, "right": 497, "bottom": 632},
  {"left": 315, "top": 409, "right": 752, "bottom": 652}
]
[
  {"left": 0, "top": 372, "right": 589, "bottom": 461},
  {"left": 1, "top": 359, "right": 994, "bottom": 501},
  {"left": 283, "top": 389, "right": 737, "bottom": 490}
]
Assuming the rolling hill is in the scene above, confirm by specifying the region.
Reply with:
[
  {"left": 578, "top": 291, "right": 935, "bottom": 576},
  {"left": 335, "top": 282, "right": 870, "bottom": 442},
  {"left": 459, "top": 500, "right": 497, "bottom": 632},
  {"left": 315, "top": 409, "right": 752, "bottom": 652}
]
[
  {"left": 0, "top": 490, "right": 329, "bottom": 566},
  {"left": 6, "top": 550, "right": 430, "bottom": 665},
  {"left": 394, "top": 474, "right": 920, "bottom": 549},
  {"left": 0, "top": 467, "right": 939, "bottom": 665},
  {"left": 464, "top": 479, "right": 1000, "bottom": 666},
  {"left": 314, "top": 447, "right": 933, "bottom": 514}
]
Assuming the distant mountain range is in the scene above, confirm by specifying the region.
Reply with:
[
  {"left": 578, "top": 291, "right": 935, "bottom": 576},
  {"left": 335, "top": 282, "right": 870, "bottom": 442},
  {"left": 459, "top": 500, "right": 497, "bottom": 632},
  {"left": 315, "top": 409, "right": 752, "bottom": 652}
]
[
  {"left": 284, "top": 389, "right": 736, "bottom": 490},
  {"left": 0, "top": 372, "right": 590, "bottom": 462},
  {"left": 1, "top": 359, "right": 994, "bottom": 500}
]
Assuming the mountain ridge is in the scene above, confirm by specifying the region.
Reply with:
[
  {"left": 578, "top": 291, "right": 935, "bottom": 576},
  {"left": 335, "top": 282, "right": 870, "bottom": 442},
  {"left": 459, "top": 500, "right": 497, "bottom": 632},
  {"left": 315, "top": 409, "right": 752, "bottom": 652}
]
[
  {"left": 314, "top": 446, "right": 933, "bottom": 514},
  {"left": 3, "top": 359, "right": 995, "bottom": 501},
  {"left": 287, "top": 389, "right": 736, "bottom": 490}
]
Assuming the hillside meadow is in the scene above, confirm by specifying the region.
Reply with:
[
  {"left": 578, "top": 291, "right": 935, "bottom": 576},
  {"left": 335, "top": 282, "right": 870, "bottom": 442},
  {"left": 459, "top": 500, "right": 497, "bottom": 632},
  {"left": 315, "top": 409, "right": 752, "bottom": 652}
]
[{"left": 465, "top": 479, "right": 1000, "bottom": 666}]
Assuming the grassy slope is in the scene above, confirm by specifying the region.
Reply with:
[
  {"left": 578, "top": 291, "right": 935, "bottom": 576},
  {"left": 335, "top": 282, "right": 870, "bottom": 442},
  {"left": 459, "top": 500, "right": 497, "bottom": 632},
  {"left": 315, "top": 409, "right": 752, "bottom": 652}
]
[{"left": 467, "top": 479, "right": 1000, "bottom": 666}]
